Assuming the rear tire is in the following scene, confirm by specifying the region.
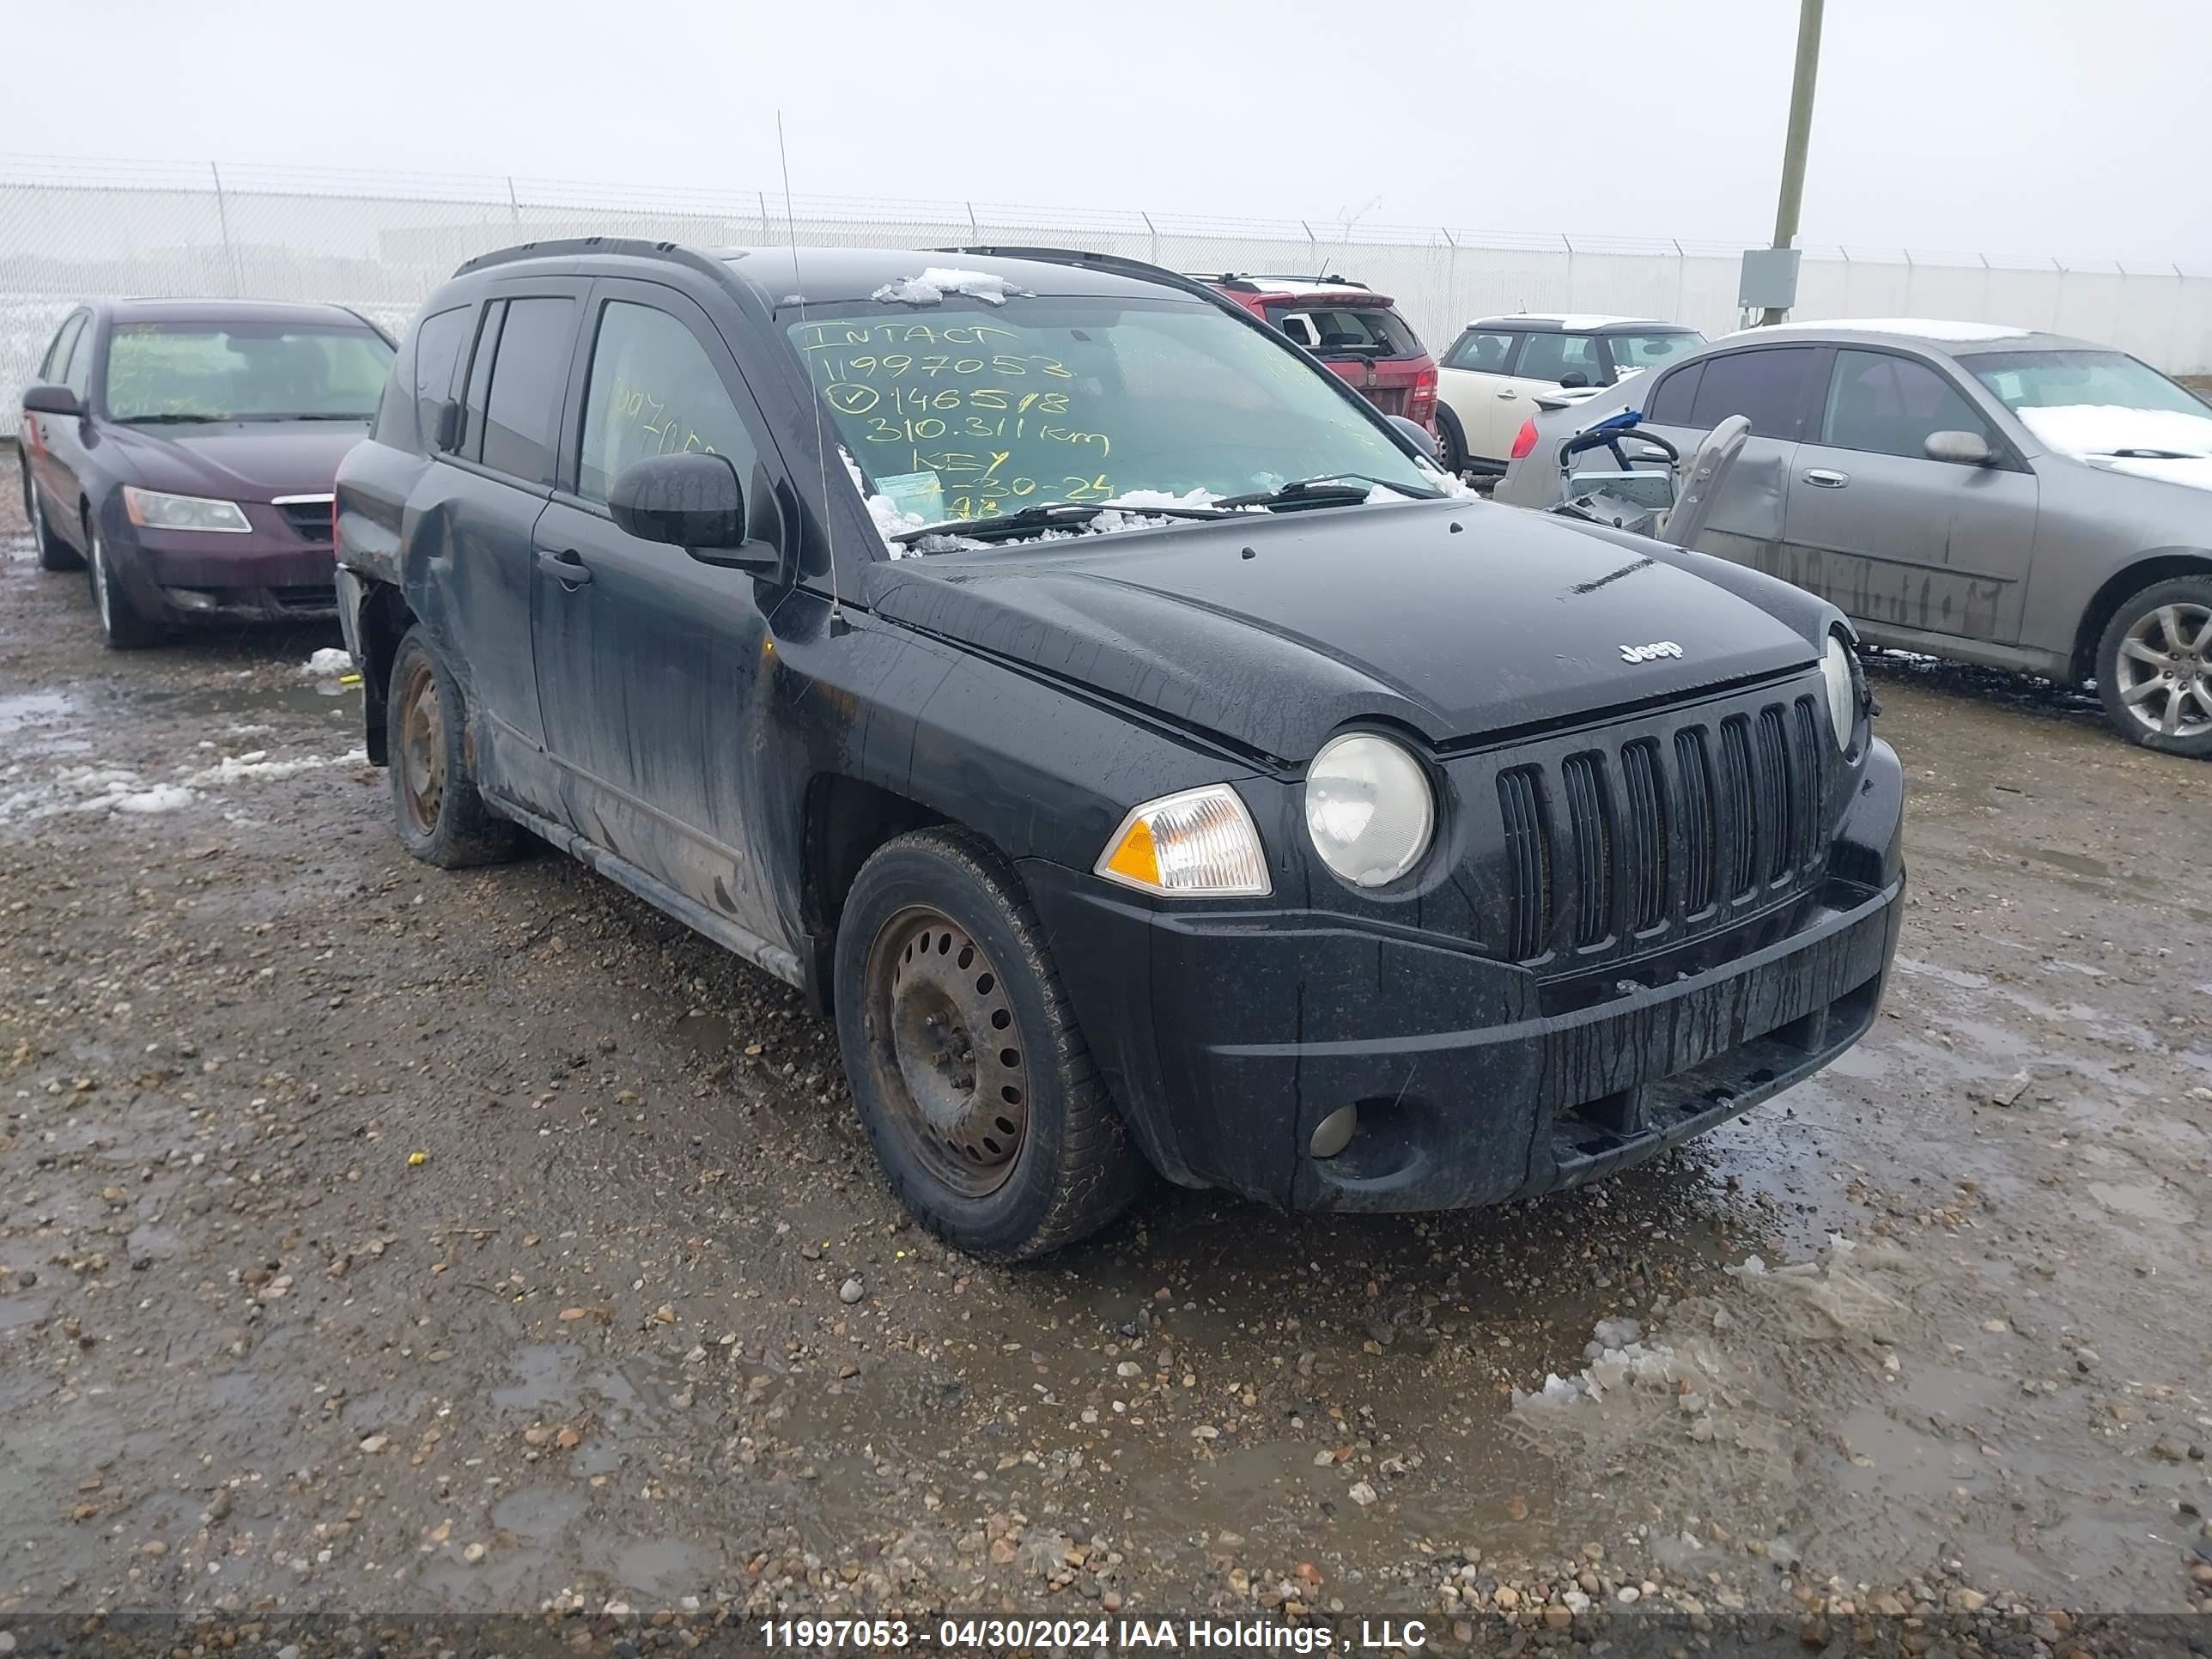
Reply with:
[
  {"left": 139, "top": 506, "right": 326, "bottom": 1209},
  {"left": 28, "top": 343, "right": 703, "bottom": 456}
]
[
  {"left": 26, "top": 465, "right": 84, "bottom": 572},
  {"left": 86, "top": 520, "right": 159, "bottom": 648},
  {"left": 386, "top": 626, "right": 524, "bottom": 866},
  {"left": 1431, "top": 404, "right": 1468, "bottom": 477},
  {"left": 2094, "top": 576, "right": 2212, "bottom": 759},
  {"left": 835, "top": 825, "right": 1146, "bottom": 1260}
]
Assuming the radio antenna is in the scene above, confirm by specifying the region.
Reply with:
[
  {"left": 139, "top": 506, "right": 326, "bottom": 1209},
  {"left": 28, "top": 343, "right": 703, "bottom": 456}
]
[{"left": 778, "top": 111, "right": 846, "bottom": 635}]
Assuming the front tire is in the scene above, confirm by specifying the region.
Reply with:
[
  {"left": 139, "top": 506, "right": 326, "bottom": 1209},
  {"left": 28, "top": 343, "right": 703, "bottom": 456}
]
[
  {"left": 2094, "top": 576, "right": 2212, "bottom": 758},
  {"left": 86, "top": 520, "right": 159, "bottom": 647},
  {"left": 835, "top": 826, "right": 1146, "bottom": 1260},
  {"left": 386, "top": 626, "right": 523, "bottom": 866}
]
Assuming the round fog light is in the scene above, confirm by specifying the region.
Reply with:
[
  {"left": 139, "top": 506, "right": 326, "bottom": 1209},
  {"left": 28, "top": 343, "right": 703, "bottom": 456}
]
[{"left": 1309, "top": 1104, "right": 1359, "bottom": 1159}]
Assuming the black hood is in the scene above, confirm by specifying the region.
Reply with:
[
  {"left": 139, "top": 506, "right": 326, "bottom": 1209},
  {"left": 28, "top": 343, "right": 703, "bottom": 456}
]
[{"left": 866, "top": 499, "right": 1818, "bottom": 760}]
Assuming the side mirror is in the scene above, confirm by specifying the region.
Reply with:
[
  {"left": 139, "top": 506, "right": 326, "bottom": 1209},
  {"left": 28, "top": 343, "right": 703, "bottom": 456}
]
[
  {"left": 433, "top": 398, "right": 462, "bottom": 452},
  {"left": 1388, "top": 415, "right": 1440, "bottom": 465},
  {"left": 22, "top": 384, "right": 82, "bottom": 418},
  {"left": 609, "top": 452, "right": 778, "bottom": 572},
  {"left": 1924, "top": 429, "right": 1993, "bottom": 466},
  {"left": 1559, "top": 371, "right": 1591, "bottom": 390}
]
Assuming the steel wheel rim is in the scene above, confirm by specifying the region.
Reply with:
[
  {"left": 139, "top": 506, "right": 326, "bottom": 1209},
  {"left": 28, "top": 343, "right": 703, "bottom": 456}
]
[
  {"left": 397, "top": 658, "right": 447, "bottom": 835},
  {"left": 2115, "top": 601, "right": 2212, "bottom": 739},
  {"left": 90, "top": 529, "right": 112, "bottom": 634},
  {"left": 862, "top": 905, "right": 1030, "bottom": 1200}
]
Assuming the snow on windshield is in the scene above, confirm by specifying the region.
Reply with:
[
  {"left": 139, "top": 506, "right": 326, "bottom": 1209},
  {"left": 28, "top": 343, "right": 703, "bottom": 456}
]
[
  {"left": 2015, "top": 404, "right": 2212, "bottom": 489},
  {"left": 870, "top": 269, "right": 1032, "bottom": 308}
]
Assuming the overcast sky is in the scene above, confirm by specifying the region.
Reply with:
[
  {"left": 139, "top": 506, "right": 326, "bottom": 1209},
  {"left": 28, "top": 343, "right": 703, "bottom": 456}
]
[{"left": 15, "top": 0, "right": 2208, "bottom": 265}]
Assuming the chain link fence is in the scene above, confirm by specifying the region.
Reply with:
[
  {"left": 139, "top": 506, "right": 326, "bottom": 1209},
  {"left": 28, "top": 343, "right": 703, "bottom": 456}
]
[{"left": 5, "top": 153, "right": 2209, "bottom": 434}]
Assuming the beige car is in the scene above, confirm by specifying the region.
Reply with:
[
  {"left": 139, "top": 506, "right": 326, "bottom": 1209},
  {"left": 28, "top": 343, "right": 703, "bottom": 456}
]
[{"left": 1434, "top": 313, "right": 1703, "bottom": 473}]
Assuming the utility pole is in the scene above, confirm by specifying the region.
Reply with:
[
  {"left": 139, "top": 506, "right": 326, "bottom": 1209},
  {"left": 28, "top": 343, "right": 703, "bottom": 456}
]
[{"left": 1762, "top": 0, "right": 1825, "bottom": 325}]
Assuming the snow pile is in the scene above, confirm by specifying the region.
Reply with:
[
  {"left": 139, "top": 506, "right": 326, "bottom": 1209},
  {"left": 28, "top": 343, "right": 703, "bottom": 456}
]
[
  {"left": 0, "top": 748, "right": 368, "bottom": 826},
  {"left": 301, "top": 647, "right": 353, "bottom": 678},
  {"left": 112, "top": 784, "right": 196, "bottom": 814},
  {"left": 189, "top": 748, "right": 367, "bottom": 787},
  {"left": 841, "top": 451, "right": 925, "bottom": 555},
  {"left": 870, "top": 268, "right": 1031, "bottom": 308}
]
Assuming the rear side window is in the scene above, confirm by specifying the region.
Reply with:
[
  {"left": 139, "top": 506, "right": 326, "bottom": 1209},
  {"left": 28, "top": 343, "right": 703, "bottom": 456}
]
[
  {"left": 1687, "top": 346, "right": 1821, "bottom": 440},
  {"left": 1644, "top": 362, "right": 1702, "bottom": 423},
  {"left": 577, "top": 302, "right": 756, "bottom": 506},
  {"left": 1516, "top": 331, "right": 1602, "bottom": 386},
  {"left": 1265, "top": 304, "right": 1419, "bottom": 360},
  {"left": 479, "top": 298, "right": 576, "bottom": 485},
  {"left": 409, "top": 307, "right": 470, "bottom": 450},
  {"left": 1820, "top": 349, "right": 1993, "bottom": 459},
  {"left": 1444, "top": 329, "right": 1515, "bottom": 372}
]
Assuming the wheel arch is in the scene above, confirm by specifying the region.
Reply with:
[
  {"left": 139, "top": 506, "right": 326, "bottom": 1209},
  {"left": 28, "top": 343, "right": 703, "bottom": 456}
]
[
  {"left": 353, "top": 579, "right": 420, "bottom": 767},
  {"left": 2070, "top": 549, "right": 2212, "bottom": 684}
]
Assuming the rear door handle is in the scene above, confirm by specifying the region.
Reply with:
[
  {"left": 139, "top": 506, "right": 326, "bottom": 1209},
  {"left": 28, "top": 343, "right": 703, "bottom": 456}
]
[
  {"left": 1802, "top": 468, "right": 1850, "bottom": 489},
  {"left": 538, "top": 549, "right": 592, "bottom": 586}
]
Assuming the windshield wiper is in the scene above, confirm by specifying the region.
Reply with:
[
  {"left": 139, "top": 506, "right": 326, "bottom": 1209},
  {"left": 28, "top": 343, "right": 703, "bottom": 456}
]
[
  {"left": 890, "top": 500, "right": 1234, "bottom": 545},
  {"left": 2094, "top": 447, "right": 2207, "bottom": 460},
  {"left": 119, "top": 413, "right": 227, "bottom": 425},
  {"left": 1212, "top": 473, "right": 1442, "bottom": 510},
  {"left": 271, "top": 412, "right": 374, "bottom": 421}
]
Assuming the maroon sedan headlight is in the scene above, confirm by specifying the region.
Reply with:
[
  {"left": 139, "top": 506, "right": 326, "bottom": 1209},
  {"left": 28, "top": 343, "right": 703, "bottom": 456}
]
[{"left": 122, "top": 486, "right": 252, "bottom": 534}]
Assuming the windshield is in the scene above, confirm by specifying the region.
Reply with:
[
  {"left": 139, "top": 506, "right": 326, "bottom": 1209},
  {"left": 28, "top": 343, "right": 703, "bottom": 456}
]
[
  {"left": 105, "top": 322, "right": 395, "bottom": 422},
  {"left": 1967, "top": 349, "right": 2207, "bottom": 418},
  {"left": 784, "top": 295, "right": 1437, "bottom": 526}
]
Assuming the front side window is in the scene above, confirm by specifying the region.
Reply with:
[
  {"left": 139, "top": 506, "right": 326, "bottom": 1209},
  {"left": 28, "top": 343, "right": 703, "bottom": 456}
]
[
  {"left": 579, "top": 303, "right": 756, "bottom": 505},
  {"left": 478, "top": 297, "right": 576, "bottom": 485},
  {"left": 1516, "top": 331, "right": 1602, "bottom": 386},
  {"left": 42, "top": 315, "right": 84, "bottom": 383},
  {"left": 1687, "top": 346, "right": 1821, "bottom": 440},
  {"left": 1821, "top": 349, "right": 1992, "bottom": 459},
  {"left": 786, "top": 294, "right": 1437, "bottom": 526},
  {"left": 1263, "top": 304, "right": 1419, "bottom": 361},
  {"left": 63, "top": 320, "right": 96, "bottom": 399},
  {"left": 102, "top": 322, "right": 394, "bottom": 422},
  {"left": 1444, "top": 329, "right": 1515, "bottom": 373}
]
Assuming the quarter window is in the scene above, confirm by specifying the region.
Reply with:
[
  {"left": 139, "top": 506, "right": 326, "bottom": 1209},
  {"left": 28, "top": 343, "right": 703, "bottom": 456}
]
[
  {"left": 479, "top": 297, "right": 576, "bottom": 486},
  {"left": 410, "top": 307, "right": 471, "bottom": 451},
  {"left": 1642, "top": 362, "right": 1703, "bottom": 424},
  {"left": 1516, "top": 331, "right": 1602, "bottom": 386},
  {"left": 1686, "top": 346, "right": 1820, "bottom": 441},
  {"left": 577, "top": 303, "right": 756, "bottom": 506},
  {"left": 1820, "top": 349, "right": 1993, "bottom": 460}
]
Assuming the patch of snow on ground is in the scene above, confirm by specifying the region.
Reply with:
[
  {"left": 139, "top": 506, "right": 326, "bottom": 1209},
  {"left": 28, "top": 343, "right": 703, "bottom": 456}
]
[
  {"left": 301, "top": 647, "right": 353, "bottom": 678},
  {"left": 112, "top": 784, "right": 196, "bottom": 814},
  {"left": 870, "top": 268, "right": 1031, "bottom": 308},
  {"left": 0, "top": 747, "right": 368, "bottom": 825},
  {"left": 189, "top": 749, "right": 366, "bottom": 786}
]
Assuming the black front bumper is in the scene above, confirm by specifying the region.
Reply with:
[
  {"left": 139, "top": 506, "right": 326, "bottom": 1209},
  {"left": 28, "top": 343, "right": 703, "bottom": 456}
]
[{"left": 1022, "top": 742, "right": 1905, "bottom": 1213}]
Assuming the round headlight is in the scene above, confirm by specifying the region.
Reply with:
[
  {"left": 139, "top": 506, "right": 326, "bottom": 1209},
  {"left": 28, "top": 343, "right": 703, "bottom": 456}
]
[
  {"left": 1820, "top": 632, "right": 1858, "bottom": 750},
  {"left": 1304, "top": 733, "right": 1434, "bottom": 888}
]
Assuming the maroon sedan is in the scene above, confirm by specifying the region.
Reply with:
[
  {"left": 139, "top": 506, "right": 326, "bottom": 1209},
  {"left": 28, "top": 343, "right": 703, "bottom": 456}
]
[{"left": 18, "top": 299, "right": 395, "bottom": 647}]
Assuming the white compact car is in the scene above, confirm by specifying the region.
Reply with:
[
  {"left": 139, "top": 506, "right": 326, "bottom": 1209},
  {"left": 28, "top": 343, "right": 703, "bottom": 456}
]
[{"left": 1434, "top": 313, "right": 1704, "bottom": 473}]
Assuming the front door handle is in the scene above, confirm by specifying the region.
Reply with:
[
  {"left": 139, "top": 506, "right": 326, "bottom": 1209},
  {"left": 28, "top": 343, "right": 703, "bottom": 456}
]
[
  {"left": 1497, "top": 390, "right": 1517, "bottom": 399},
  {"left": 1802, "top": 468, "right": 1850, "bottom": 489},
  {"left": 538, "top": 549, "right": 592, "bottom": 586}
]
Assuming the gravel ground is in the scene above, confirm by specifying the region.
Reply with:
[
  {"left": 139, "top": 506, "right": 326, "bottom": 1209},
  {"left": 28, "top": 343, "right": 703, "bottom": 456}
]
[{"left": 2, "top": 479, "right": 2209, "bottom": 1647}]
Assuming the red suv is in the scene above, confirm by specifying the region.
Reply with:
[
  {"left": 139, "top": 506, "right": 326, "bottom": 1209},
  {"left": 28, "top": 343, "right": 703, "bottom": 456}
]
[{"left": 1204, "top": 275, "right": 1438, "bottom": 433}]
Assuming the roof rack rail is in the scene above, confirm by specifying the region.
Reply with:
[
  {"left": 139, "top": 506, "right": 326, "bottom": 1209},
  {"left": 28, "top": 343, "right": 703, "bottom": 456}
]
[
  {"left": 451, "top": 235, "right": 727, "bottom": 283},
  {"left": 1201, "top": 272, "right": 1367, "bottom": 292}
]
